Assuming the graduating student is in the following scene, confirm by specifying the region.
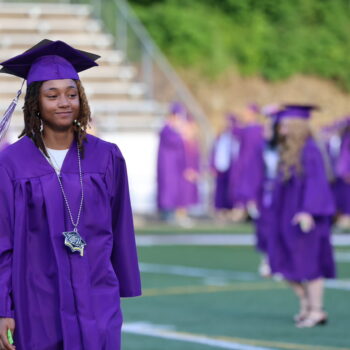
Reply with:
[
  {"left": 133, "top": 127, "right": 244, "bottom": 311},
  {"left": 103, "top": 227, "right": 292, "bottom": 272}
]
[
  {"left": 333, "top": 118, "right": 350, "bottom": 226},
  {"left": 0, "top": 39, "right": 141, "bottom": 350},
  {"left": 231, "top": 104, "right": 264, "bottom": 221},
  {"left": 181, "top": 115, "right": 201, "bottom": 208},
  {"left": 210, "top": 114, "right": 241, "bottom": 216},
  {"left": 268, "top": 105, "right": 335, "bottom": 328},
  {"left": 254, "top": 108, "right": 282, "bottom": 276},
  {"left": 157, "top": 102, "right": 187, "bottom": 221}
]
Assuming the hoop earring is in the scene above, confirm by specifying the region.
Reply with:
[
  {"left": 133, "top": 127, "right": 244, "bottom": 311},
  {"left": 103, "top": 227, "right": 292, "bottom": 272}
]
[
  {"left": 36, "top": 112, "right": 43, "bottom": 133},
  {"left": 73, "top": 119, "right": 84, "bottom": 131}
]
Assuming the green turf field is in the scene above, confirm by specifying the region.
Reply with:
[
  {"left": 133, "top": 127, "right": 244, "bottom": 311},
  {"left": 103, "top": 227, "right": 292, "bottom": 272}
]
[{"left": 122, "top": 245, "right": 350, "bottom": 350}]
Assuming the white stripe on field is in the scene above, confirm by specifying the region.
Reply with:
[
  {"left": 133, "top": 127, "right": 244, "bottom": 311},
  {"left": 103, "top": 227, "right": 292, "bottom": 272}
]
[
  {"left": 325, "top": 279, "right": 350, "bottom": 291},
  {"left": 136, "top": 234, "right": 350, "bottom": 246},
  {"left": 335, "top": 251, "right": 350, "bottom": 262},
  {"left": 139, "top": 263, "right": 258, "bottom": 281},
  {"left": 136, "top": 234, "right": 255, "bottom": 246},
  {"left": 122, "top": 322, "right": 276, "bottom": 350},
  {"left": 140, "top": 263, "right": 350, "bottom": 291}
]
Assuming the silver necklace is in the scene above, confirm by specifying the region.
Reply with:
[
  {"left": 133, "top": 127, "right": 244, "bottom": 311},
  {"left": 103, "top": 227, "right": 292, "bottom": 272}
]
[{"left": 44, "top": 143, "right": 86, "bottom": 256}]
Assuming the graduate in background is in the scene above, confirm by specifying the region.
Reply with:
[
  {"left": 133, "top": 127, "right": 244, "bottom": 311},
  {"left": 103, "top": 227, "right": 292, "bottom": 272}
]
[
  {"left": 268, "top": 105, "right": 335, "bottom": 328},
  {"left": 179, "top": 114, "right": 201, "bottom": 223},
  {"left": 210, "top": 114, "right": 241, "bottom": 219},
  {"left": 157, "top": 102, "right": 187, "bottom": 223},
  {"left": 0, "top": 40, "right": 141, "bottom": 350},
  {"left": 332, "top": 117, "right": 350, "bottom": 229},
  {"left": 231, "top": 103, "right": 264, "bottom": 222},
  {"left": 254, "top": 106, "right": 282, "bottom": 277}
]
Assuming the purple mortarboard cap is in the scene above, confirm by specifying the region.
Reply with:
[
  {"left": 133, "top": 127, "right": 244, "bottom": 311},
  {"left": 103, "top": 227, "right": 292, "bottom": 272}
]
[
  {"left": 268, "top": 109, "right": 283, "bottom": 124},
  {"left": 226, "top": 113, "right": 237, "bottom": 125},
  {"left": 279, "top": 104, "right": 318, "bottom": 119},
  {"left": 169, "top": 101, "right": 187, "bottom": 119},
  {"left": 0, "top": 39, "right": 99, "bottom": 86},
  {"left": 0, "top": 39, "right": 99, "bottom": 141},
  {"left": 247, "top": 103, "right": 260, "bottom": 114}
]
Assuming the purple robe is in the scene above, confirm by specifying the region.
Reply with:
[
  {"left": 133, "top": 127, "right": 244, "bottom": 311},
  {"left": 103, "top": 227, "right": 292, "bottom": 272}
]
[
  {"left": 0, "top": 135, "right": 141, "bottom": 350},
  {"left": 268, "top": 138, "right": 336, "bottom": 282},
  {"left": 325, "top": 132, "right": 350, "bottom": 214},
  {"left": 333, "top": 132, "right": 350, "bottom": 213},
  {"left": 210, "top": 128, "right": 241, "bottom": 209},
  {"left": 335, "top": 132, "right": 350, "bottom": 178},
  {"left": 182, "top": 140, "right": 200, "bottom": 206},
  {"left": 157, "top": 125, "right": 186, "bottom": 210},
  {"left": 231, "top": 125, "right": 264, "bottom": 207},
  {"left": 255, "top": 145, "right": 279, "bottom": 253}
]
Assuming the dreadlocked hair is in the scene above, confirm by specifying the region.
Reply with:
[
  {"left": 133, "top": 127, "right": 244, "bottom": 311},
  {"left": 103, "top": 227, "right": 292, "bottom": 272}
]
[{"left": 19, "top": 79, "right": 91, "bottom": 158}]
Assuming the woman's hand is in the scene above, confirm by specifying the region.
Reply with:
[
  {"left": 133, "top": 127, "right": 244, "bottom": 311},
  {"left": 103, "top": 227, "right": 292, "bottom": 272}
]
[
  {"left": 292, "top": 212, "right": 315, "bottom": 233},
  {"left": 0, "top": 318, "right": 15, "bottom": 350}
]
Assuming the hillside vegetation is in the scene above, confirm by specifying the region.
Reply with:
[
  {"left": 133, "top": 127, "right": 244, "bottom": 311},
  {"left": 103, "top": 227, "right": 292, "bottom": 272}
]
[{"left": 130, "top": 0, "right": 350, "bottom": 91}]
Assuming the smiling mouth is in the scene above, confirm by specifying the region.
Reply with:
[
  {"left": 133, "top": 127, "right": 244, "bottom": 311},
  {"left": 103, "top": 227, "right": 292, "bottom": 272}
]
[{"left": 56, "top": 111, "right": 73, "bottom": 116}]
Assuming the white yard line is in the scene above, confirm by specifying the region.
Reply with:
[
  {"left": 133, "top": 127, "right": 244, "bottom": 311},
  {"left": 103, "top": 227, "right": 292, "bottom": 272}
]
[
  {"left": 122, "top": 322, "right": 276, "bottom": 350},
  {"left": 136, "top": 234, "right": 350, "bottom": 246},
  {"left": 140, "top": 263, "right": 258, "bottom": 281},
  {"left": 335, "top": 251, "right": 350, "bottom": 262},
  {"left": 139, "top": 263, "right": 350, "bottom": 291}
]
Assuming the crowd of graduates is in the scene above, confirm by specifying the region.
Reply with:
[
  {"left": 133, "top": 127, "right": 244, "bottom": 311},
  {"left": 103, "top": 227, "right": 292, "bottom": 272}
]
[{"left": 156, "top": 101, "right": 350, "bottom": 328}]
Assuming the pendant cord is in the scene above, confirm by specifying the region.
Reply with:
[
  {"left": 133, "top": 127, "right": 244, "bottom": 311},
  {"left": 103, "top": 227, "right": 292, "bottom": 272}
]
[{"left": 43, "top": 142, "right": 84, "bottom": 231}]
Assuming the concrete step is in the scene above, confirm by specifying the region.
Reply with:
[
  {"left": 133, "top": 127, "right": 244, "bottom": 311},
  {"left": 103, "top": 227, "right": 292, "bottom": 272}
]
[
  {"left": 89, "top": 99, "right": 167, "bottom": 115},
  {"left": 79, "top": 65, "right": 137, "bottom": 80},
  {"left": 0, "top": 94, "right": 166, "bottom": 115},
  {"left": 0, "top": 98, "right": 166, "bottom": 116},
  {"left": 0, "top": 33, "right": 114, "bottom": 49},
  {"left": 94, "top": 114, "right": 163, "bottom": 131},
  {"left": 0, "top": 3, "right": 91, "bottom": 18},
  {"left": 4, "top": 111, "right": 165, "bottom": 134},
  {"left": 0, "top": 48, "right": 125, "bottom": 65},
  {"left": 0, "top": 17, "right": 102, "bottom": 34},
  {"left": 0, "top": 82, "right": 146, "bottom": 99},
  {"left": 0, "top": 64, "right": 136, "bottom": 82}
]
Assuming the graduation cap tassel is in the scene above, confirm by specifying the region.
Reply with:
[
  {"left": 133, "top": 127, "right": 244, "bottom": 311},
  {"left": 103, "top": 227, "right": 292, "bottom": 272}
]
[{"left": 0, "top": 80, "right": 24, "bottom": 142}]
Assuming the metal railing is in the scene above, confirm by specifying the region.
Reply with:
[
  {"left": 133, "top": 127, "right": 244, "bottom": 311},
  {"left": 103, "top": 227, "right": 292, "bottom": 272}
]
[{"left": 0, "top": 0, "right": 214, "bottom": 147}]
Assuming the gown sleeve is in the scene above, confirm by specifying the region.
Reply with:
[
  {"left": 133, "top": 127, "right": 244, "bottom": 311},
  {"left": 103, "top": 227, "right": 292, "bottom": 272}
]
[
  {"left": 300, "top": 141, "right": 335, "bottom": 216},
  {"left": 0, "top": 165, "right": 14, "bottom": 318},
  {"left": 105, "top": 145, "right": 142, "bottom": 298}
]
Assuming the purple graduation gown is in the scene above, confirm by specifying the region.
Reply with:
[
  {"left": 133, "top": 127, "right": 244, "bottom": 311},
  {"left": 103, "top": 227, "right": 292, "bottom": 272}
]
[
  {"left": 210, "top": 135, "right": 232, "bottom": 209},
  {"left": 255, "top": 145, "right": 279, "bottom": 253},
  {"left": 268, "top": 138, "right": 336, "bottom": 282},
  {"left": 211, "top": 127, "right": 242, "bottom": 209},
  {"left": 0, "top": 135, "right": 141, "bottom": 350},
  {"left": 182, "top": 140, "right": 200, "bottom": 207},
  {"left": 157, "top": 125, "right": 186, "bottom": 210},
  {"left": 232, "top": 125, "right": 264, "bottom": 207},
  {"left": 334, "top": 132, "right": 350, "bottom": 214}
]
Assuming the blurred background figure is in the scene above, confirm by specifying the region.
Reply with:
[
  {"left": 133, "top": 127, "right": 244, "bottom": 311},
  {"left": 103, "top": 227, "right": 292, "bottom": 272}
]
[
  {"left": 332, "top": 117, "right": 350, "bottom": 229},
  {"left": 230, "top": 103, "right": 264, "bottom": 222},
  {"left": 254, "top": 105, "right": 282, "bottom": 277},
  {"left": 178, "top": 114, "right": 201, "bottom": 226},
  {"left": 268, "top": 105, "right": 336, "bottom": 328},
  {"left": 210, "top": 113, "right": 241, "bottom": 220},
  {"left": 157, "top": 102, "right": 187, "bottom": 223}
]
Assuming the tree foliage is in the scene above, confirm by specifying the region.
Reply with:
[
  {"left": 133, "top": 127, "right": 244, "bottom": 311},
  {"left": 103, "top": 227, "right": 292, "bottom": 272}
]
[{"left": 129, "top": 0, "right": 350, "bottom": 90}]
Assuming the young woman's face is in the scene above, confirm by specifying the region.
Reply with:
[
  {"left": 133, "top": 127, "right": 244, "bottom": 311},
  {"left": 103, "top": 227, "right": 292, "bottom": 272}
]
[
  {"left": 279, "top": 119, "right": 291, "bottom": 137},
  {"left": 39, "top": 79, "right": 80, "bottom": 131}
]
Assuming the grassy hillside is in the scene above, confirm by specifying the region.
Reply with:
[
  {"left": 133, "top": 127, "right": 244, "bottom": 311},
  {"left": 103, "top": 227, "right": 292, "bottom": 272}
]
[{"left": 130, "top": 0, "right": 350, "bottom": 91}]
